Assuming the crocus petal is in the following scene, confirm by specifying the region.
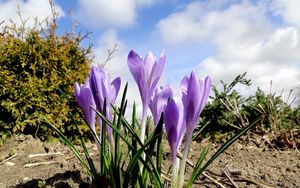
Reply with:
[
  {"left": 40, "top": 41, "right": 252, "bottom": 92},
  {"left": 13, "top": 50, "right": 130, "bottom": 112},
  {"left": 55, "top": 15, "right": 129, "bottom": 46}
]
[
  {"left": 144, "top": 51, "right": 155, "bottom": 81},
  {"left": 182, "top": 71, "right": 211, "bottom": 132},
  {"left": 74, "top": 79, "right": 96, "bottom": 133},
  {"left": 90, "top": 66, "right": 106, "bottom": 111},
  {"left": 127, "top": 50, "right": 145, "bottom": 88},
  {"left": 128, "top": 50, "right": 147, "bottom": 104},
  {"left": 148, "top": 52, "right": 166, "bottom": 95},
  {"left": 186, "top": 71, "right": 201, "bottom": 127},
  {"left": 110, "top": 77, "right": 121, "bottom": 103},
  {"left": 149, "top": 85, "right": 173, "bottom": 125},
  {"left": 180, "top": 76, "right": 189, "bottom": 106},
  {"left": 198, "top": 76, "right": 211, "bottom": 113}
]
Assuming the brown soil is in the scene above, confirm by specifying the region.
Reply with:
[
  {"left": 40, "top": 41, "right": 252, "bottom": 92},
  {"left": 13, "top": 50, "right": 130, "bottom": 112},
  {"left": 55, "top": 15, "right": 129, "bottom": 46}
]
[{"left": 0, "top": 134, "right": 299, "bottom": 188}]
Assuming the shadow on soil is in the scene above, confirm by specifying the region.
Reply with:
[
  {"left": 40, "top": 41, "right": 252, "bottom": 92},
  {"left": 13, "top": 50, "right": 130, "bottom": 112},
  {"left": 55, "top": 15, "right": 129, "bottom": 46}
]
[{"left": 12, "top": 170, "right": 88, "bottom": 188}]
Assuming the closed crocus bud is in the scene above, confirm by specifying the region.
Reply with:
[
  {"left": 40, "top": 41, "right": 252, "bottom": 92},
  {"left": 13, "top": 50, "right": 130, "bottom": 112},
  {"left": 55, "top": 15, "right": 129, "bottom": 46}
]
[
  {"left": 149, "top": 85, "right": 173, "bottom": 126},
  {"left": 177, "top": 71, "right": 211, "bottom": 188},
  {"left": 164, "top": 98, "right": 185, "bottom": 160},
  {"left": 181, "top": 71, "right": 211, "bottom": 133},
  {"left": 74, "top": 78, "right": 96, "bottom": 133},
  {"left": 89, "top": 66, "right": 121, "bottom": 141},
  {"left": 164, "top": 98, "right": 185, "bottom": 188}
]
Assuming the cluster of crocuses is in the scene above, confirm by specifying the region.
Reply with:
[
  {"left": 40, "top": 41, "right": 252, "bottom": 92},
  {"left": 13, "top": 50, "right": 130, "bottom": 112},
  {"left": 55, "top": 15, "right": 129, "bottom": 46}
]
[
  {"left": 75, "top": 49, "right": 211, "bottom": 188},
  {"left": 74, "top": 65, "right": 121, "bottom": 149}
]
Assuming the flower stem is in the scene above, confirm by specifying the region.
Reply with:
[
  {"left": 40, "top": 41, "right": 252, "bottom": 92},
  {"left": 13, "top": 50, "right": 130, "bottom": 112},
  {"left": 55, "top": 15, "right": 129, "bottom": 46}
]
[
  {"left": 177, "top": 130, "right": 193, "bottom": 188},
  {"left": 171, "top": 156, "right": 179, "bottom": 188},
  {"left": 140, "top": 104, "right": 148, "bottom": 144},
  {"left": 139, "top": 104, "right": 148, "bottom": 174}
]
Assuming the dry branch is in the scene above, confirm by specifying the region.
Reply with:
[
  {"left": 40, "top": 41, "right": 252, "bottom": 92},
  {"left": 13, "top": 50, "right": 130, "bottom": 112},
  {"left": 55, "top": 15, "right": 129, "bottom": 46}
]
[
  {"left": 24, "top": 161, "right": 59, "bottom": 168},
  {"left": 0, "top": 154, "right": 17, "bottom": 165},
  {"left": 28, "top": 152, "right": 63, "bottom": 158}
]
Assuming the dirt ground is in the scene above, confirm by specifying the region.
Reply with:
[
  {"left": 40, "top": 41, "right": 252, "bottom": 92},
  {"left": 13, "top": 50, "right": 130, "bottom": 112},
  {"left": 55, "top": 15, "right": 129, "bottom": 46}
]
[{"left": 0, "top": 134, "right": 299, "bottom": 188}]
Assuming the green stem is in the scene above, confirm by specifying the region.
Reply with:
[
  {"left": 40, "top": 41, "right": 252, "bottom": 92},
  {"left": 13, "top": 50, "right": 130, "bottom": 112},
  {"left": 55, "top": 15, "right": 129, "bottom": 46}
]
[
  {"left": 177, "top": 130, "right": 193, "bottom": 188},
  {"left": 139, "top": 104, "right": 148, "bottom": 175},
  {"left": 140, "top": 105, "right": 148, "bottom": 144},
  {"left": 171, "top": 157, "right": 179, "bottom": 188}
]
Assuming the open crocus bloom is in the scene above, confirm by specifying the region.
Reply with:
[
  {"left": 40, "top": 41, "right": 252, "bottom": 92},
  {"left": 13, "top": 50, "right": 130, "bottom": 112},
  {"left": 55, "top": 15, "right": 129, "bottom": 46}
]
[
  {"left": 149, "top": 85, "right": 173, "bottom": 126},
  {"left": 127, "top": 50, "right": 165, "bottom": 107},
  {"left": 181, "top": 71, "right": 211, "bottom": 132},
  {"left": 74, "top": 77, "right": 96, "bottom": 133},
  {"left": 89, "top": 66, "right": 121, "bottom": 140},
  {"left": 127, "top": 50, "right": 166, "bottom": 143}
]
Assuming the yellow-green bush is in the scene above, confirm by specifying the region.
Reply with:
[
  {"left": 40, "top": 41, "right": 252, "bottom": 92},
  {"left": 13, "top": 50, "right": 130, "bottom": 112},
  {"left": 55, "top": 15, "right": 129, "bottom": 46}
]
[{"left": 0, "top": 22, "right": 91, "bottom": 144}]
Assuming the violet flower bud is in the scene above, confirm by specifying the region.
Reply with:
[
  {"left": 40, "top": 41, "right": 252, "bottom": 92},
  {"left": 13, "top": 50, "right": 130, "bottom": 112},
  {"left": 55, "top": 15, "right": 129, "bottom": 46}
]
[
  {"left": 149, "top": 85, "right": 173, "bottom": 126},
  {"left": 181, "top": 71, "right": 211, "bottom": 132},
  {"left": 89, "top": 66, "right": 121, "bottom": 140},
  {"left": 164, "top": 98, "right": 185, "bottom": 160},
  {"left": 74, "top": 78, "right": 96, "bottom": 133}
]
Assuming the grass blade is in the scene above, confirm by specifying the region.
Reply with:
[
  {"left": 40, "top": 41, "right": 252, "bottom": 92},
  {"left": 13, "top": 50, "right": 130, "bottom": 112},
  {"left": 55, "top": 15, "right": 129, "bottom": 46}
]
[{"left": 187, "top": 147, "right": 209, "bottom": 187}]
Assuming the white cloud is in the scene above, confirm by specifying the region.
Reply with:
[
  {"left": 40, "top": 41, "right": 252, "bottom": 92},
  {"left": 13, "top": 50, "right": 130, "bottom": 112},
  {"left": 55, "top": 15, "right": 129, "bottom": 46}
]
[
  {"left": 272, "top": 0, "right": 300, "bottom": 26},
  {"left": 93, "top": 29, "right": 130, "bottom": 78},
  {"left": 259, "top": 27, "right": 300, "bottom": 64},
  {"left": 157, "top": 1, "right": 271, "bottom": 44},
  {"left": 76, "top": 0, "right": 159, "bottom": 28},
  {"left": 0, "top": 0, "right": 64, "bottom": 28},
  {"left": 157, "top": 1, "right": 300, "bottom": 99},
  {"left": 77, "top": 0, "right": 136, "bottom": 28}
]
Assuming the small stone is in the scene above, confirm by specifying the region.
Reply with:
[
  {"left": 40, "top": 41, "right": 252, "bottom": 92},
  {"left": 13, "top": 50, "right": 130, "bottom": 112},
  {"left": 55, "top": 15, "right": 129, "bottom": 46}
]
[
  {"left": 4, "top": 161, "right": 15, "bottom": 166},
  {"left": 236, "top": 143, "right": 243, "bottom": 150}
]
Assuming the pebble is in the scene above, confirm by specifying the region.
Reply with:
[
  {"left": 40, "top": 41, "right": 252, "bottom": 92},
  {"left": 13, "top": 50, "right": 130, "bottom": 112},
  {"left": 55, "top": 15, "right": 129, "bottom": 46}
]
[{"left": 4, "top": 161, "right": 15, "bottom": 166}]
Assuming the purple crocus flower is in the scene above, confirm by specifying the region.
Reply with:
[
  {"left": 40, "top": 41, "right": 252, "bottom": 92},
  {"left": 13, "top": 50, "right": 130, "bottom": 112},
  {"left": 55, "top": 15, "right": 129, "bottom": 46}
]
[
  {"left": 164, "top": 97, "right": 186, "bottom": 188},
  {"left": 177, "top": 71, "right": 211, "bottom": 188},
  {"left": 74, "top": 78, "right": 96, "bottom": 133},
  {"left": 127, "top": 50, "right": 165, "bottom": 143},
  {"left": 127, "top": 50, "right": 165, "bottom": 107},
  {"left": 89, "top": 66, "right": 121, "bottom": 141},
  {"left": 164, "top": 98, "right": 185, "bottom": 160},
  {"left": 180, "top": 71, "right": 211, "bottom": 133},
  {"left": 149, "top": 85, "right": 173, "bottom": 126}
]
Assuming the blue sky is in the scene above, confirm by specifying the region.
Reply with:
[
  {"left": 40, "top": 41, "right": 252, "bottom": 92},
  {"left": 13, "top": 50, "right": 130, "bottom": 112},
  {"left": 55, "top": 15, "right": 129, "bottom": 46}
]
[{"left": 0, "top": 0, "right": 299, "bottom": 109}]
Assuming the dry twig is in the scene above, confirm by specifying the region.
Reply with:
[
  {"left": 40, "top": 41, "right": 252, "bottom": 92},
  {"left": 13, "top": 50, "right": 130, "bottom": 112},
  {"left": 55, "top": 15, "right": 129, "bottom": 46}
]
[
  {"left": 28, "top": 152, "right": 63, "bottom": 158},
  {"left": 24, "top": 161, "right": 59, "bottom": 168},
  {"left": 222, "top": 168, "right": 239, "bottom": 188},
  {"left": 0, "top": 154, "right": 17, "bottom": 165}
]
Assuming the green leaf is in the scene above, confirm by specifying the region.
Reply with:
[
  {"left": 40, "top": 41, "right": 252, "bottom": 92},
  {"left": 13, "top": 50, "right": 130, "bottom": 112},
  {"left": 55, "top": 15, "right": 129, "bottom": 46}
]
[{"left": 187, "top": 147, "right": 209, "bottom": 187}]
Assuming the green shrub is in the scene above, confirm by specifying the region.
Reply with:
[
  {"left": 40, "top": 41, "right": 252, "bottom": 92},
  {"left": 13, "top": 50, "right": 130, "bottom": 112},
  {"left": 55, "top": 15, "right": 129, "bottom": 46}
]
[
  {"left": 199, "top": 72, "right": 251, "bottom": 135},
  {"left": 247, "top": 87, "right": 299, "bottom": 131},
  {"left": 195, "top": 73, "right": 300, "bottom": 140},
  {"left": 0, "top": 19, "right": 91, "bottom": 144}
]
